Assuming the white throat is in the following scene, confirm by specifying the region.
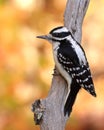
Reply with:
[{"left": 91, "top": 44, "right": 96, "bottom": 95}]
[{"left": 52, "top": 41, "right": 60, "bottom": 51}]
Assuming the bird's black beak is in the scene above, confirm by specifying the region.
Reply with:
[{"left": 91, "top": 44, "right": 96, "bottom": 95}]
[{"left": 37, "top": 35, "right": 49, "bottom": 40}]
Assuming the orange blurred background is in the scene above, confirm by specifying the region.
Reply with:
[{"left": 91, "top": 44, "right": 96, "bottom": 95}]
[{"left": 0, "top": 0, "right": 104, "bottom": 130}]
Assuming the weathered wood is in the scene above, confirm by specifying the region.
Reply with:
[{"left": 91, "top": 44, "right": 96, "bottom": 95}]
[
  {"left": 32, "top": 0, "right": 90, "bottom": 130},
  {"left": 64, "top": 0, "right": 90, "bottom": 43}
]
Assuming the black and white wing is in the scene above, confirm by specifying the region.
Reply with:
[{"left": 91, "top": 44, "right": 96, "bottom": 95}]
[{"left": 57, "top": 48, "right": 96, "bottom": 97}]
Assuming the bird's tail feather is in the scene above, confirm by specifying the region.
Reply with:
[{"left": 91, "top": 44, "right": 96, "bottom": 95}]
[{"left": 64, "top": 81, "right": 81, "bottom": 116}]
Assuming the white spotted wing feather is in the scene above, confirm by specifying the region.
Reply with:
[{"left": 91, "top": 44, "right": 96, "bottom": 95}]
[{"left": 57, "top": 52, "right": 96, "bottom": 97}]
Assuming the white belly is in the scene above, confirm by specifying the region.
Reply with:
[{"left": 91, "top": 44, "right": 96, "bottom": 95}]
[
  {"left": 52, "top": 43, "right": 72, "bottom": 107},
  {"left": 53, "top": 45, "right": 72, "bottom": 86}
]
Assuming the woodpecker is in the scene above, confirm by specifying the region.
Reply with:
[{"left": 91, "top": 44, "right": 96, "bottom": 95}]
[{"left": 37, "top": 26, "right": 96, "bottom": 116}]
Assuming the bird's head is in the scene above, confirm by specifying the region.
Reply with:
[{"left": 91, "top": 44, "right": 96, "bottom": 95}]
[{"left": 37, "top": 26, "right": 72, "bottom": 43}]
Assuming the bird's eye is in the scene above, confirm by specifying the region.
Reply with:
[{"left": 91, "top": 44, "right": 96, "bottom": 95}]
[
  {"left": 52, "top": 33, "right": 60, "bottom": 37},
  {"left": 52, "top": 32, "right": 70, "bottom": 38}
]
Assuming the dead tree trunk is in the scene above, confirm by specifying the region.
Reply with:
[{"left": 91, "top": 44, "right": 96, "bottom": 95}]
[{"left": 32, "top": 0, "right": 90, "bottom": 130}]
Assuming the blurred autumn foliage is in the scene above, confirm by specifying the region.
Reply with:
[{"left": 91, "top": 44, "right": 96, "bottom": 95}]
[{"left": 0, "top": 0, "right": 104, "bottom": 130}]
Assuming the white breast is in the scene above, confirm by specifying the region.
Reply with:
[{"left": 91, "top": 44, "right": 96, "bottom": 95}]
[{"left": 52, "top": 42, "right": 72, "bottom": 86}]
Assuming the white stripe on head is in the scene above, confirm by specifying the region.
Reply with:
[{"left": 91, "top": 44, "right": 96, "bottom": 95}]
[{"left": 53, "top": 27, "right": 68, "bottom": 33}]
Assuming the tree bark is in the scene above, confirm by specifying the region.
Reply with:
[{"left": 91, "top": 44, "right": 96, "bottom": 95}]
[
  {"left": 32, "top": 0, "right": 90, "bottom": 130},
  {"left": 64, "top": 0, "right": 90, "bottom": 43}
]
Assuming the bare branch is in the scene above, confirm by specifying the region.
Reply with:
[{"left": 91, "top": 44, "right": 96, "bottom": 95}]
[
  {"left": 32, "top": 0, "right": 90, "bottom": 130},
  {"left": 64, "top": 0, "right": 90, "bottom": 42}
]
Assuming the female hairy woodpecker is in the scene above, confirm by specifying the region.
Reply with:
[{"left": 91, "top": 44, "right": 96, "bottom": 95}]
[{"left": 37, "top": 26, "right": 96, "bottom": 117}]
